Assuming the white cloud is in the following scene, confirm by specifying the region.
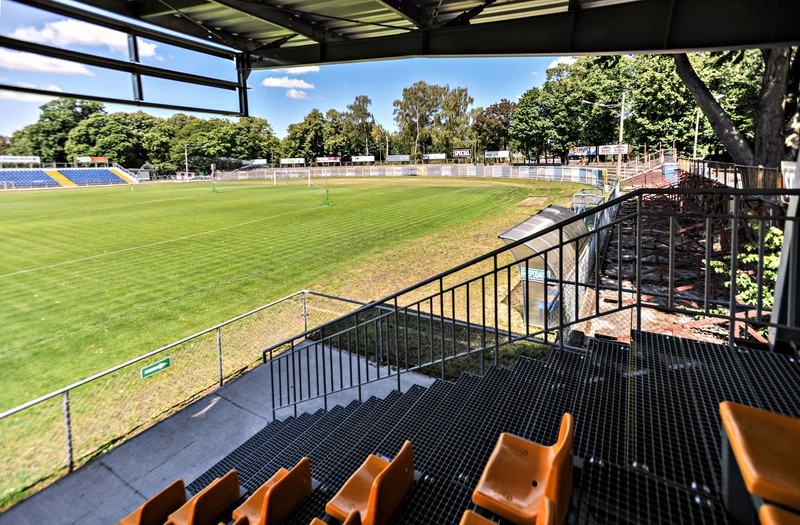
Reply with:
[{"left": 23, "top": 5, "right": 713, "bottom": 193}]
[
  {"left": 273, "top": 66, "right": 320, "bottom": 75},
  {"left": 286, "top": 88, "right": 309, "bottom": 99},
  {"left": 10, "top": 20, "right": 159, "bottom": 58},
  {"left": 0, "top": 49, "right": 93, "bottom": 75},
  {"left": 0, "top": 83, "right": 63, "bottom": 102},
  {"left": 262, "top": 77, "right": 315, "bottom": 89},
  {"left": 547, "top": 56, "right": 576, "bottom": 70}
]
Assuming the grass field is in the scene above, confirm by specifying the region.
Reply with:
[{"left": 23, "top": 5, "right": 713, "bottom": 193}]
[{"left": 0, "top": 177, "right": 588, "bottom": 410}]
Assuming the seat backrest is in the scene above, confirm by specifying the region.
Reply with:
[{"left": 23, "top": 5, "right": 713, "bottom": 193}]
[
  {"left": 265, "top": 457, "right": 313, "bottom": 524},
  {"left": 120, "top": 478, "right": 186, "bottom": 525},
  {"left": 545, "top": 414, "right": 574, "bottom": 524},
  {"left": 343, "top": 510, "right": 362, "bottom": 525},
  {"left": 367, "top": 441, "right": 415, "bottom": 525},
  {"left": 536, "top": 497, "right": 556, "bottom": 525},
  {"left": 177, "top": 469, "right": 240, "bottom": 525}
]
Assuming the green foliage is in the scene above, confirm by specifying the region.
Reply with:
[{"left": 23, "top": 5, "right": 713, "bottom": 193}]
[
  {"left": 282, "top": 108, "right": 325, "bottom": 161},
  {"left": 709, "top": 225, "right": 783, "bottom": 308},
  {"left": 393, "top": 81, "right": 473, "bottom": 159},
  {"left": 12, "top": 98, "right": 105, "bottom": 163},
  {"left": 473, "top": 99, "right": 516, "bottom": 151}
]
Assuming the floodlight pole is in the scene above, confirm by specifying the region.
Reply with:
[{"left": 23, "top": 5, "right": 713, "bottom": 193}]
[{"left": 184, "top": 143, "right": 189, "bottom": 177}]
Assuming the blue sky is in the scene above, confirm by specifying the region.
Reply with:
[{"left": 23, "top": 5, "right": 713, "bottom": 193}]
[{"left": 0, "top": 0, "right": 572, "bottom": 138}]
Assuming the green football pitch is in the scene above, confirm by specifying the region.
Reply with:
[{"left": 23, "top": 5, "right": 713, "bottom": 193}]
[{"left": 0, "top": 177, "right": 588, "bottom": 410}]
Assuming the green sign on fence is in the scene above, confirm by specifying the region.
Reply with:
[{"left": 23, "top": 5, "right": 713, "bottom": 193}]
[{"left": 141, "top": 357, "right": 171, "bottom": 379}]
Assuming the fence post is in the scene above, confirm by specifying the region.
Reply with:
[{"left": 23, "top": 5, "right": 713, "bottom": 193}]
[
  {"left": 62, "top": 391, "right": 74, "bottom": 472},
  {"left": 216, "top": 327, "right": 223, "bottom": 387},
  {"left": 302, "top": 292, "right": 308, "bottom": 333}
]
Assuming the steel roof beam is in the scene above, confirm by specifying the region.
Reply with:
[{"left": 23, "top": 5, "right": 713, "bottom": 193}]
[
  {"left": 375, "top": 0, "right": 430, "bottom": 29},
  {"left": 0, "top": 36, "right": 240, "bottom": 90},
  {"left": 0, "top": 83, "right": 241, "bottom": 115},
  {"left": 252, "top": 0, "right": 800, "bottom": 67},
  {"left": 440, "top": 1, "right": 496, "bottom": 28},
  {"left": 209, "top": 0, "right": 347, "bottom": 43},
  {"left": 13, "top": 0, "right": 243, "bottom": 57}
]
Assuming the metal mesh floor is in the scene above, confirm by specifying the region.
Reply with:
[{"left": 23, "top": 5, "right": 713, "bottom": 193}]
[{"left": 189, "top": 332, "right": 800, "bottom": 524}]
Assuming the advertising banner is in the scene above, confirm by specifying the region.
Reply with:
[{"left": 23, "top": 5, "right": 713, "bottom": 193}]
[
  {"left": 0, "top": 155, "right": 40, "bottom": 164},
  {"left": 485, "top": 150, "right": 510, "bottom": 159},
  {"left": 568, "top": 146, "right": 596, "bottom": 157},
  {"left": 452, "top": 148, "right": 472, "bottom": 158},
  {"left": 422, "top": 153, "right": 446, "bottom": 160},
  {"left": 315, "top": 156, "right": 341, "bottom": 163},
  {"left": 387, "top": 154, "right": 410, "bottom": 162},
  {"left": 598, "top": 144, "right": 629, "bottom": 155},
  {"left": 280, "top": 158, "right": 305, "bottom": 165},
  {"left": 352, "top": 155, "right": 375, "bottom": 163}
]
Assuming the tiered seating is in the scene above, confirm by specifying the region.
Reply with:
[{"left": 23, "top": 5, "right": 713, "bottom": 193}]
[
  {"left": 118, "top": 330, "right": 800, "bottom": 525},
  {"left": 59, "top": 168, "right": 125, "bottom": 185},
  {"left": 0, "top": 169, "right": 59, "bottom": 188}
]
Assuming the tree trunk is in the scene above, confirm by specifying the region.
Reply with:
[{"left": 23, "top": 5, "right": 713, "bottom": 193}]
[
  {"left": 673, "top": 53, "right": 755, "bottom": 166},
  {"left": 754, "top": 48, "right": 791, "bottom": 167}
]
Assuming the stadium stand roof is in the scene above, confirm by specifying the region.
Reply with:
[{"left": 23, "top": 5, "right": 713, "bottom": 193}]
[{"left": 3, "top": 0, "right": 799, "bottom": 117}]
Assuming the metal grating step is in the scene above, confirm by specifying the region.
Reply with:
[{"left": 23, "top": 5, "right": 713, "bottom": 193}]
[
  {"left": 425, "top": 368, "right": 513, "bottom": 484},
  {"left": 186, "top": 410, "right": 322, "bottom": 494},
  {"left": 573, "top": 339, "right": 633, "bottom": 468},
  {"left": 390, "top": 478, "right": 473, "bottom": 525},
  {"left": 310, "top": 391, "right": 403, "bottom": 482},
  {"left": 375, "top": 379, "right": 454, "bottom": 460},
  {"left": 573, "top": 462, "right": 727, "bottom": 525},
  {"left": 240, "top": 399, "right": 362, "bottom": 493},
  {"left": 408, "top": 374, "right": 483, "bottom": 476},
  {"left": 521, "top": 349, "right": 586, "bottom": 446},
  {"left": 285, "top": 386, "right": 429, "bottom": 524}
]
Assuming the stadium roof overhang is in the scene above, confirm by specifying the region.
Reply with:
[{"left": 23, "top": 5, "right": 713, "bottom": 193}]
[{"left": 2, "top": 0, "right": 800, "bottom": 116}]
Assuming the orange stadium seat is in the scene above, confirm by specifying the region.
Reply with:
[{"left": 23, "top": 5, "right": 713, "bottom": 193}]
[
  {"left": 760, "top": 505, "right": 800, "bottom": 525},
  {"left": 233, "top": 457, "right": 313, "bottom": 525},
  {"left": 119, "top": 478, "right": 187, "bottom": 525},
  {"left": 472, "top": 413, "right": 573, "bottom": 525},
  {"left": 720, "top": 402, "right": 800, "bottom": 509},
  {"left": 167, "top": 469, "right": 241, "bottom": 525},
  {"left": 309, "top": 510, "right": 361, "bottom": 525},
  {"left": 326, "top": 440, "right": 414, "bottom": 525}
]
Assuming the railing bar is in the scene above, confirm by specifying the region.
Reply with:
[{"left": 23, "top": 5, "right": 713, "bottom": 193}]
[
  {"left": 704, "top": 217, "right": 713, "bottom": 315},
  {"left": 493, "top": 255, "right": 499, "bottom": 366},
  {"left": 321, "top": 341, "right": 328, "bottom": 411},
  {"left": 355, "top": 312, "right": 362, "bottom": 402},
  {"left": 729, "top": 196, "right": 740, "bottom": 349},
  {"left": 594, "top": 229, "right": 601, "bottom": 317},
  {"left": 507, "top": 265, "right": 512, "bottom": 344},
  {"left": 62, "top": 391, "right": 74, "bottom": 472},
  {"left": 668, "top": 217, "right": 675, "bottom": 310},
  {"left": 451, "top": 288, "right": 457, "bottom": 360},
  {"left": 429, "top": 297, "right": 435, "bottom": 371},
  {"left": 559, "top": 227, "right": 565, "bottom": 353},
  {"left": 270, "top": 350, "right": 276, "bottom": 419},
  {"left": 574, "top": 239, "right": 580, "bottom": 325},
  {"left": 544, "top": 251, "right": 549, "bottom": 344},
  {"left": 636, "top": 194, "right": 643, "bottom": 336},
  {"left": 440, "top": 278, "right": 446, "bottom": 379},
  {"left": 617, "top": 214, "right": 623, "bottom": 307},
  {"left": 524, "top": 259, "right": 530, "bottom": 337},
  {"left": 756, "top": 220, "right": 765, "bottom": 323},
  {"left": 481, "top": 276, "right": 487, "bottom": 374},
  {"left": 306, "top": 344, "right": 311, "bottom": 400}
]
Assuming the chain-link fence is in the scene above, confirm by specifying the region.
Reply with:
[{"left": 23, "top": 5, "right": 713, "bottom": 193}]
[{"left": 0, "top": 290, "right": 361, "bottom": 509}]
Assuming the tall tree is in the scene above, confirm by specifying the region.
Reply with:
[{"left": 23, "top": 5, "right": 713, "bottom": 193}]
[
  {"left": 393, "top": 81, "right": 447, "bottom": 160},
  {"left": 674, "top": 47, "right": 798, "bottom": 167},
  {"left": 347, "top": 95, "right": 374, "bottom": 155},
  {"left": 19, "top": 98, "right": 105, "bottom": 163},
  {"left": 282, "top": 109, "right": 325, "bottom": 161},
  {"left": 433, "top": 86, "right": 474, "bottom": 153},
  {"left": 474, "top": 99, "right": 516, "bottom": 151}
]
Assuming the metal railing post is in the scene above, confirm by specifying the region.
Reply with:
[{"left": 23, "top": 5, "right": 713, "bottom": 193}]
[
  {"left": 62, "top": 391, "right": 74, "bottom": 472},
  {"left": 302, "top": 291, "right": 308, "bottom": 333},
  {"left": 216, "top": 327, "right": 223, "bottom": 387}
]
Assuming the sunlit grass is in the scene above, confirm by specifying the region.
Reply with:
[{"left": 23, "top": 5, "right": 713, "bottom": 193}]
[{"left": 0, "top": 177, "right": 587, "bottom": 410}]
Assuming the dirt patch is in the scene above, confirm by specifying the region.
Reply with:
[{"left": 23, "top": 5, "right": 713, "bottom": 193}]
[{"left": 517, "top": 197, "right": 548, "bottom": 206}]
